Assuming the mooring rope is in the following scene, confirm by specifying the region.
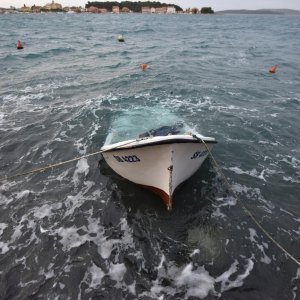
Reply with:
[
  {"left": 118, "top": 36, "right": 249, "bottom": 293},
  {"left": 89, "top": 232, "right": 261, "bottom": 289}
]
[
  {"left": 192, "top": 134, "right": 300, "bottom": 267},
  {"left": 1, "top": 134, "right": 299, "bottom": 266},
  {"left": 0, "top": 139, "right": 138, "bottom": 182}
]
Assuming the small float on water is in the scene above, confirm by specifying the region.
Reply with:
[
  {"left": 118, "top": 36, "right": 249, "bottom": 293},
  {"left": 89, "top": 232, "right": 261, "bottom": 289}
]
[
  {"left": 101, "top": 123, "right": 217, "bottom": 210},
  {"left": 17, "top": 40, "right": 23, "bottom": 49},
  {"left": 269, "top": 64, "right": 278, "bottom": 73},
  {"left": 117, "top": 35, "right": 125, "bottom": 42},
  {"left": 140, "top": 63, "right": 148, "bottom": 71}
]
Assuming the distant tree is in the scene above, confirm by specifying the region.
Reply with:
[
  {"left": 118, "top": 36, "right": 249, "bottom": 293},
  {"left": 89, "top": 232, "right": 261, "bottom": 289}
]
[
  {"left": 86, "top": 1, "right": 183, "bottom": 12},
  {"left": 191, "top": 7, "right": 199, "bottom": 14},
  {"left": 201, "top": 7, "right": 214, "bottom": 14}
]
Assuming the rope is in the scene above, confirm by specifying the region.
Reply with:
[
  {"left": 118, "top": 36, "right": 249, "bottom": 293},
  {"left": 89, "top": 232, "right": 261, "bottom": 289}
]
[
  {"left": 2, "top": 133, "right": 299, "bottom": 266},
  {"left": 192, "top": 134, "right": 300, "bottom": 267},
  {"left": 0, "top": 139, "right": 139, "bottom": 182}
]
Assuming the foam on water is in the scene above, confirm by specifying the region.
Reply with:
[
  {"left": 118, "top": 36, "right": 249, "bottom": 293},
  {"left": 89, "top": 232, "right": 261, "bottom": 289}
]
[{"left": 72, "top": 158, "right": 89, "bottom": 187}]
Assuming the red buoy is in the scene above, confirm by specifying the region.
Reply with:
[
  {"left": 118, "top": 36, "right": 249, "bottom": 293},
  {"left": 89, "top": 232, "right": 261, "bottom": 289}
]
[
  {"left": 269, "top": 65, "right": 278, "bottom": 73},
  {"left": 17, "top": 40, "right": 23, "bottom": 50},
  {"left": 140, "top": 63, "right": 148, "bottom": 71}
]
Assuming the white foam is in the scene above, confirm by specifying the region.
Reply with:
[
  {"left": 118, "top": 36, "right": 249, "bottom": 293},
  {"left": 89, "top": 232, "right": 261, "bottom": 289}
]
[
  {"left": 11, "top": 223, "right": 23, "bottom": 242},
  {"left": 40, "top": 226, "right": 47, "bottom": 233},
  {"left": 280, "top": 208, "right": 294, "bottom": 217},
  {"left": 0, "top": 192, "right": 13, "bottom": 205},
  {"left": 109, "top": 262, "right": 127, "bottom": 283},
  {"left": 64, "top": 189, "right": 90, "bottom": 217},
  {"left": 229, "top": 166, "right": 266, "bottom": 181},
  {"left": 232, "top": 183, "right": 274, "bottom": 211},
  {"left": 258, "top": 247, "right": 271, "bottom": 264},
  {"left": 19, "top": 279, "right": 39, "bottom": 288},
  {"left": 39, "top": 267, "right": 55, "bottom": 280},
  {"left": 216, "top": 258, "right": 254, "bottom": 292},
  {"left": 74, "top": 139, "right": 88, "bottom": 155},
  {"left": 190, "top": 249, "right": 200, "bottom": 257},
  {"left": 292, "top": 268, "right": 300, "bottom": 300},
  {"left": 33, "top": 203, "right": 62, "bottom": 219},
  {"left": 212, "top": 207, "right": 226, "bottom": 219},
  {"left": 248, "top": 228, "right": 271, "bottom": 264},
  {"left": 59, "top": 282, "right": 65, "bottom": 289},
  {"left": 249, "top": 228, "right": 258, "bottom": 243},
  {"left": 0, "top": 223, "right": 8, "bottom": 237},
  {"left": 57, "top": 226, "right": 86, "bottom": 251},
  {"left": 283, "top": 176, "right": 300, "bottom": 183},
  {"left": 175, "top": 263, "right": 215, "bottom": 299},
  {"left": 72, "top": 158, "right": 89, "bottom": 187},
  {"left": 56, "top": 169, "right": 70, "bottom": 182},
  {"left": 0, "top": 241, "right": 10, "bottom": 254},
  {"left": 157, "top": 255, "right": 166, "bottom": 269},
  {"left": 14, "top": 190, "right": 34, "bottom": 200},
  {"left": 276, "top": 154, "right": 300, "bottom": 168},
  {"left": 127, "top": 280, "right": 136, "bottom": 295},
  {"left": 258, "top": 140, "right": 280, "bottom": 146},
  {"left": 84, "top": 263, "right": 105, "bottom": 289},
  {"left": 41, "top": 148, "right": 53, "bottom": 158}
]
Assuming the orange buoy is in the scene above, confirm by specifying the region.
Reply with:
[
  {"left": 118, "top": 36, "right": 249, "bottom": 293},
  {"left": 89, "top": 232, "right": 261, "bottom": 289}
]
[
  {"left": 17, "top": 40, "right": 23, "bottom": 50},
  {"left": 269, "top": 65, "right": 278, "bottom": 73},
  {"left": 140, "top": 63, "right": 148, "bottom": 71}
]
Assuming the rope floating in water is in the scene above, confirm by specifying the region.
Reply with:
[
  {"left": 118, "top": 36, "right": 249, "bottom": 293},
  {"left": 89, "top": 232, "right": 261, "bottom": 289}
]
[
  {"left": 0, "top": 139, "right": 138, "bottom": 182},
  {"left": 193, "top": 134, "right": 300, "bottom": 267},
  {"left": 1, "top": 134, "right": 299, "bottom": 267}
]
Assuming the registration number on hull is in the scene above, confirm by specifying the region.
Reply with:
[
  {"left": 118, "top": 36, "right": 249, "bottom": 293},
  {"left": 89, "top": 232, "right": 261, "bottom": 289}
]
[
  {"left": 113, "top": 155, "right": 140, "bottom": 163},
  {"left": 190, "top": 150, "right": 208, "bottom": 159}
]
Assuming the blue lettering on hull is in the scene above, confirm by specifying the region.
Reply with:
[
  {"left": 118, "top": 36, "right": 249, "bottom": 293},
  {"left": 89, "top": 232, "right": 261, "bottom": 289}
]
[
  {"left": 113, "top": 155, "right": 140, "bottom": 163},
  {"left": 190, "top": 150, "right": 208, "bottom": 159}
]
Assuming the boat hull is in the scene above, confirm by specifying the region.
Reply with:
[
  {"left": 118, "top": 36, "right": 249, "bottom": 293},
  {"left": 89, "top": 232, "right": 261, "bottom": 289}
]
[{"left": 101, "top": 136, "right": 214, "bottom": 209}]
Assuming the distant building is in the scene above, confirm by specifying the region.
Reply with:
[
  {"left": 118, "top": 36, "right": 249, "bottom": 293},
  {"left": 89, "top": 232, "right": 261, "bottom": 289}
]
[
  {"left": 155, "top": 7, "right": 168, "bottom": 14},
  {"left": 150, "top": 7, "right": 156, "bottom": 13},
  {"left": 31, "top": 5, "right": 41, "bottom": 12},
  {"left": 166, "top": 6, "right": 176, "bottom": 14},
  {"left": 141, "top": 6, "right": 150, "bottom": 13},
  {"left": 69, "top": 6, "right": 82, "bottom": 13},
  {"left": 20, "top": 4, "right": 31, "bottom": 12},
  {"left": 87, "top": 6, "right": 99, "bottom": 13},
  {"left": 44, "top": 1, "right": 62, "bottom": 11},
  {"left": 99, "top": 8, "right": 108, "bottom": 13},
  {"left": 112, "top": 6, "right": 119, "bottom": 13},
  {"left": 121, "top": 7, "right": 130, "bottom": 13}
]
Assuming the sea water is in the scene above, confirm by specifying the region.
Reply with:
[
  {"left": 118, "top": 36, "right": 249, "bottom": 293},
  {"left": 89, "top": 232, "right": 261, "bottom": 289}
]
[{"left": 0, "top": 13, "right": 300, "bottom": 299}]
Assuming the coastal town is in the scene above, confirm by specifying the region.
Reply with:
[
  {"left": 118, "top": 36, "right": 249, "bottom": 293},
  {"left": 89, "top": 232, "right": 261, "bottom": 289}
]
[{"left": 0, "top": 1, "right": 214, "bottom": 14}]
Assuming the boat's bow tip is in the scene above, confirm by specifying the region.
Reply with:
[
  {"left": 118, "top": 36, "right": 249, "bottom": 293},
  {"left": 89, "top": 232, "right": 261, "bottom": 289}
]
[{"left": 164, "top": 197, "right": 172, "bottom": 211}]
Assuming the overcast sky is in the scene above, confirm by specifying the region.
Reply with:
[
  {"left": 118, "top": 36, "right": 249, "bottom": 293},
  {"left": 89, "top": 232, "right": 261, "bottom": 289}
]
[{"left": 1, "top": 0, "right": 300, "bottom": 11}]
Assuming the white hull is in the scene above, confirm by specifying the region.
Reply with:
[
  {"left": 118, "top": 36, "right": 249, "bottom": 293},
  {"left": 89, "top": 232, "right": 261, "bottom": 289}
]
[{"left": 101, "top": 135, "right": 216, "bottom": 210}]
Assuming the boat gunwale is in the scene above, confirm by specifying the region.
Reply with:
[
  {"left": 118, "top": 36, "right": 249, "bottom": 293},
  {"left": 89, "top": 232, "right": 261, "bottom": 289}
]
[{"left": 101, "top": 135, "right": 217, "bottom": 152}]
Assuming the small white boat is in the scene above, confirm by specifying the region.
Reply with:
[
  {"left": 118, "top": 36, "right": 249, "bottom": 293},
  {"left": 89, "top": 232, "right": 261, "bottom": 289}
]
[{"left": 101, "top": 126, "right": 217, "bottom": 210}]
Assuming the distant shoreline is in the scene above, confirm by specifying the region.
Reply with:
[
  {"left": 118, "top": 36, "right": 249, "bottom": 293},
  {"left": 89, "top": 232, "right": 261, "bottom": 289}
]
[
  {"left": 1, "top": 8, "right": 300, "bottom": 15},
  {"left": 216, "top": 9, "right": 300, "bottom": 15}
]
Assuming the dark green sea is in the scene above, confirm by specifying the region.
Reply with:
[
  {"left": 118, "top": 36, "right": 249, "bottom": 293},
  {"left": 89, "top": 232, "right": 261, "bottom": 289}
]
[{"left": 0, "top": 13, "right": 300, "bottom": 299}]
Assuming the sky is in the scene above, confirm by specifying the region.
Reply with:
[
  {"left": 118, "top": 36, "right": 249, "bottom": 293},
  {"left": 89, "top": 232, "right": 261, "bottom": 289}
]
[{"left": 1, "top": 0, "right": 300, "bottom": 11}]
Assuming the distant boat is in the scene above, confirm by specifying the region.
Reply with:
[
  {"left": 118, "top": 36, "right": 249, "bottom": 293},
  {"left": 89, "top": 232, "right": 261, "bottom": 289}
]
[{"left": 101, "top": 125, "right": 217, "bottom": 210}]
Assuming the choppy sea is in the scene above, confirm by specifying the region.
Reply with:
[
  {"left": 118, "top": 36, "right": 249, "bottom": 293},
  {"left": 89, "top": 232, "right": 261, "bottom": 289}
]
[{"left": 0, "top": 13, "right": 300, "bottom": 299}]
